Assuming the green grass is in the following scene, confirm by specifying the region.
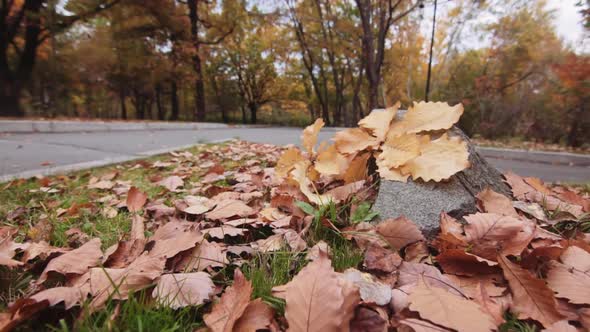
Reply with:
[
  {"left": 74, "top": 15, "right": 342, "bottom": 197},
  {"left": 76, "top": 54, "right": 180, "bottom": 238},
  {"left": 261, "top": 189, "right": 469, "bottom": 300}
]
[
  {"left": 499, "top": 312, "right": 538, "bottom": 332},
  {"left": 46, "top": 291, "right": 206, "bottom": 332}
]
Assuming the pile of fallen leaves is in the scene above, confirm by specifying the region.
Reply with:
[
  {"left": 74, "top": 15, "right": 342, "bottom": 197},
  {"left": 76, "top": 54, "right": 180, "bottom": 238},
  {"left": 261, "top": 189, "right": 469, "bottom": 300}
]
[{"left": 1, "top": 103, "right": 590, "bottom": 331}]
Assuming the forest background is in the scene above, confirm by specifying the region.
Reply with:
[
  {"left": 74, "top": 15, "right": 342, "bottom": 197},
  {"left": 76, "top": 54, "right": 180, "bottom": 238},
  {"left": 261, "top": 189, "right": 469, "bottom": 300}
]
[{"left": 1, "top": 0, "right": 589, "bottom": 147}]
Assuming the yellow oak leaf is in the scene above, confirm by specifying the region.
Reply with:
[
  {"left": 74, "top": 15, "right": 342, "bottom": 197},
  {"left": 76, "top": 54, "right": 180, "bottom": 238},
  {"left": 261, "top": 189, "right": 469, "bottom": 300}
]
[
  {"left": 302, "top": 118, "right": 325, "bottom": 155},
  {"left": 388, "top": 101, "right": 463, "bottom": 137},
  {"left": 401, "top": 134, "right": 469, "bottom": 182},
  {"left": 314, "top": 144, "right": 349, "bottom": 176},
  {"left": 375, "top": 154, "right": 409, "bottom": 182},
  {"left": 333, "top": 128, "right": 380, "bottom": 155},
  {"left": 377, "top": 133, "right": 429, "bottom": 169},
  {"left": 358, "top": 102, "right": 399, "bottom": 141},
  {"left": 275, "top": 147, "right": 305, "bottom": 178}
]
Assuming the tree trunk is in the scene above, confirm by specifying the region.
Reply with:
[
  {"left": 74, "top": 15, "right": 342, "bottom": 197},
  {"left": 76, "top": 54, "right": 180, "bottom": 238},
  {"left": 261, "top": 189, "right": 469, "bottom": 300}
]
[
  {"left": 188, "top": 0, "right": 206, "bottom": 121},
  {"left": 119, "top": 88, "right": 127, "bottom": 120},
  {"left": 0, "top": 78, "right": 23, "bottom": 117},
  {"left": 156, "top": 84, "right": 165, "bottom": 120},
  {"left": 170, "top": 81, "right": 179, "bottom": 121},
  {"left": 241, "top": 105, "right": 247, "bottom": 124},
  {"left": 249, "top": 103, "right": 257, "bottom": 124}
]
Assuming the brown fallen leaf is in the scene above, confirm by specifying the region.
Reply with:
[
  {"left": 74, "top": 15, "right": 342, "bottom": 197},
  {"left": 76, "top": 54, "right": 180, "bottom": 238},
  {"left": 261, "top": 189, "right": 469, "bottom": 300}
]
[
  {"left": 184, "top": 240, "right": 229, "bottom": 271},
  {"left": 444, "top": 274, "right": 506, "bottom": 298},
  {"left": 156, "top": 175, "right": 184, "bottom": 191},
  {"left": 126, "top": 186, "right": 148, "bottom": 212},
  {"left": 350, "top": 306, "right": 388, "bottom": 332},
  {"left": 397, "top": 262, "right": 465, "bottom": 297},
  {"left": 398, "top": 319, "right": 452, "bottom": 332},
  {"left": 343, "top": 152, "right": 371, "bottom": 184},
  {"left": 152, "top": 272, "right": 215, "bottom": 309},
  {"left": 148, "top": 228, "right": 203, "bottom": 259},
  {"left": 358, "top": 103, "right": 398, "bottom": 141},
  {"left": 234, "top": 298, "right": 276, "bottom": 332},
  {"left": 314, "top": 144, "right": 349, "bottom": 176},
  {"left": 541, "top": 320, "right": 578, "bottom": 332},
  {"left": 204, "top": 269, "right": 252, "bottom": 332},
  {"left": 546, "top": 260, "right": 590, "bottom": 305},
  {"left": 387, "top": 101, "right": 464, "bottom": 137},
  {"left": 436, "top": 249, "right": 499, "bottom": 276},
  {"left": 476, "top": 188, "right": 519, "bottom": 217},
  {"left": 560, "top": 245, "right": 590, "bottom": 272},
  {"left": 20, "top": 241, "right": 68, "bottom": 262},
  {"left": 29, "top": 286, "right": 87, "bottom": 310},
  {"left": 0, "top": 236, "right": 25, "bottom": 267},
  {"left": 377, "top": 133, "right": 428, "bottom": 169},
  {"left": 205, "top": 199, "right": 255, "bottom": 220},
  {"left": 363, "top": 243, "right": 402, "bottom": 274},
  {"left": 408, "top": 278, "right": 496, "bottom": 332},
  {"left": 463, "top": 213, "right": 525, "bottom": 258},
  {"left": 302, "top": 118, "right": 325, "bottom": 155},
  {"left": 38, "top": 238, "right": 103, "bottom": 284},
  {"left": 497, "top": 255, "right": 563, "bottom": 327},
  {"left": 276, "top": 251, "right": 360, "bottom": 332},
  {"left": 401, "top": 134, "right": 470, "bottom": 182},
  {"left": 376, "top": 216, "right": 425, "bottom": 250},
  {"left": 202, "top": 226, "right": 246, "bottom": 239},
  {"left": 472, "top": 282, "right": 505, "bottom": 325}
]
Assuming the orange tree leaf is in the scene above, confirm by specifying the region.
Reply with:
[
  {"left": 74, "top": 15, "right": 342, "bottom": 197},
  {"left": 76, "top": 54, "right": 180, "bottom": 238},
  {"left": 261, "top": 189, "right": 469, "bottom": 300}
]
[
  {"left": 152, "top": 272, "right": 215, "bottom": 309},
  {"left": 204, "top": 269, "right": 252, "bottom": 332},
  {"left": 358, "top": 103, "right": 398, "bottom": 141},
  {"left": 400, "top": 134, "right": 469, "bottom": 182},
  {"left": 38, "top": 238, "right": 103, "bottom": 284},
  {"left": 497, "top": 255, "right": 563, "bottom": 326},
  {"left": 333, "top": 128, "right": 380, "bottom": 155},
  {"left": 407, "top": 278, "right": 496, "bottom": 332},
  {"left": 376, "top": 217, "right": 425, "bottom": 250},
  {"left": 234, "top": 298, "right": 276, "bottom": 332},
  {"left": 302, "top": 118, "right": 325, "bottom": 155},
  {"left": 126, "top": 186, "right": 148, "bottom": 213},
  {"left": 387, "top": 101, "right": 463, "bottom": 137},
  {"left": 278, "top": 251, "right": 360, "bottom": 332},
  {"left": 546, "top": 261, "right": 590, "bottom": 305}
]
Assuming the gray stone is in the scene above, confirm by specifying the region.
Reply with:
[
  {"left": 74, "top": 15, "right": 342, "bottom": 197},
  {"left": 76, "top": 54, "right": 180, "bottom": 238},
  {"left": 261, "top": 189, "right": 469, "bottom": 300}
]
[{"left": 372, "top": 125, "right": 512, "bottom": 237}]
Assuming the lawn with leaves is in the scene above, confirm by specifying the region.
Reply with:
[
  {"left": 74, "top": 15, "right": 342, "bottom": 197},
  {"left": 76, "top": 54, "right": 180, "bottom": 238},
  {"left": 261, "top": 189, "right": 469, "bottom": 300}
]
[{"left": 2, "top": 101, "right": 590, "bottom": 332}]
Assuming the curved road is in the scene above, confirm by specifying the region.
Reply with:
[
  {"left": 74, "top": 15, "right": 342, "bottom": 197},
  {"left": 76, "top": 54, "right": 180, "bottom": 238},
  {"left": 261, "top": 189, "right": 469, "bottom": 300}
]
[{"left": 0, "top": 124, "right": 588, "bottom": 183}]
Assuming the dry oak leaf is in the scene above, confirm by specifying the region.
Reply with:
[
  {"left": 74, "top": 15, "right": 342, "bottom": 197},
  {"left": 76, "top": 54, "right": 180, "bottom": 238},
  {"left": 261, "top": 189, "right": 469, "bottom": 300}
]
[
  {"left": 444, "top": 274, "right": 506, "bottom": 298},
  {"left": 546, "top": 260, "right": 590, "bottom": 305},
  {"left": 37, "top": 238, "right": 102, "bottom": 284},
  {"left": 29, "top": 286, "right": 87, "bottom": 310},
  {"left": 333, "top": 128, "right": 380, "bottom": 155},
  {"left": 290, "top": 160, "right": 334, "bottom": 205},
  {"left": 204, "top": 269, "right": 252, "bottom": 332},
  {"left": 203, "top": 226, "right": 247, "bottom": 239},
  {"left": 302, "top": 118, "right": 325, "bottom": 155},
  {"left": 408, "top": 278, "right": 496, "bottom": 332},
  {"left": 541, "top": 320, "right": 578, "bottom": 332},
  {"left": 183, "top": 196, "right": 214, "bottom": 215},
  {"left": 476, "top": 188, "right": 519, "bottom": 217},
  {"left": 314, "top": 144, "right": 349, "bottom": 176},
  {"left": 152, "top": 272, "right": 215, "bottom": 309},
  {"left": 398, "top": 262, "right": 465, "bottom": 297},
  {"left": 378, "top": 133, "right": 429, "bottom": 169},
  {"left": 205, "top": 199, "right": 255, "bottom": 220},
  {"left": 234, "top": 298, "right": 276, "bottom": 332},
  {"left": 463, "top": 213, "right": 524, "bottom": 256},
  {"left": 436, "top": 249, "right": 499, "bottom": 276},
  {"left": 358, "top": 103, "right": 399, "bottom": 141},
  {"left": 387, "top": 101, "right": 464, "bottom": 137},
  {"left": 375, "top": 154, "right": 409, "bottom": 182},
  {"left": 401, "top": 134, "right": 469, "bottom": 182},
  {"left": 276, "top": 251, "right": 360, "bottom": 332},
  {"left": 156, "top": 175, "right": 184, "bottom": 191},
  {"left": 363, "top": 243, "right": 402, "bottom": 274},
  {"left": 343, "top": 152, "right": 371, "bottom": 184},
  {"left": 398, "top": 318, "right": 452, "bottom": 332},
  {"left": 275, "top": 147, "right": 306, "bottom": 178},
  {"left": 497, "top": 255, "right": 564, "bottom": 327},
  {"left": 148, "top": 228, "right": 203, "bottom": 259},
  {"left": 184, "top": 240, "right": 229, "bottom": 271},
  {"left": 20, "top": 241, "right": 68, "bottom": 262},
  {"left": 84, "top": 253, "right": 166, "bottom": 309},
  {"left": 560, "top": 246, "right": 590, "bottom": 272},
  {"left": 0, "top": 237, "right": 25, "bottom": 267},
  {"left": 350, "top": 306, "right": 388, "bottom": 332},
  {"left": 126, "top": 186, "right": 148, "bottom": 213},
  {"left": 472, "top": 281, "right": 506, "bottom": 326},
  {"left": 376, "top": 216, "right": 425, "bottom": 250}
]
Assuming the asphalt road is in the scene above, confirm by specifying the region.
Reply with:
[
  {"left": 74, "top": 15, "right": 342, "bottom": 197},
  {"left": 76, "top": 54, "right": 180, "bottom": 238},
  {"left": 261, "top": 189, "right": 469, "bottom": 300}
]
[{"left": 1, "top": 127, "right": 589, "bottom": 182}]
